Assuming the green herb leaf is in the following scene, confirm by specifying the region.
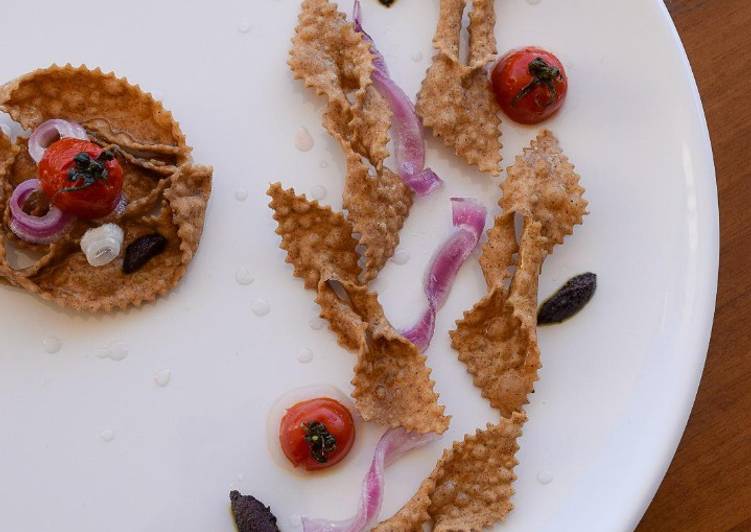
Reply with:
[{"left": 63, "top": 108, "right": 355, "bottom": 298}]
[
  {"left": 302, "top": 421, "right": 337, "bottom": 463},
  {"left": 512, "top": 56, "right": 563, "bottom": 108},
  {"left": 61, "top": 150, "right": 115, "bottom": 193}
]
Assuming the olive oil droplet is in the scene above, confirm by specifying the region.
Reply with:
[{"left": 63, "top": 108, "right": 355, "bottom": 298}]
[
  {"left": 537, "top": 470, "right": 553, "bottom": 484},
  {"left": 42, "top": 336, "right": 62, "bottom": 354},
  {"left": 235, "top": 267, "right": 254, "bottom": 286},
  {"left": 296, "top": 348, "right": 314, "bottom": 364},
  {"left": 294, "top": 127, "right": 314, "bottom": 152},
  {"left": 154, "top": 369, "right": 172, "bottom": 387},
  {"left": 310, "top": 185, "right": 327, "bottom": 201},
  {"left": 252, "top": 298, "right": 271, "bottom": 317}
]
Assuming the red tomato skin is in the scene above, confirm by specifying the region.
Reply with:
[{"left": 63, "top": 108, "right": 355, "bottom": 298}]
[
  {"left": 491, "top": 47, "right": 568, "bottom": 125},
  {"left": 38, "top": 138, "right": 124, "bottom": 219},
  {"left": 278, "top": 398, "right": 355, "bottom": 471}
]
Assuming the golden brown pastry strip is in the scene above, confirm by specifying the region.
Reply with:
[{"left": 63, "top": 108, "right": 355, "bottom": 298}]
[
  {"left": 341, "top": 151, "right": 412, "bottom": 281},
  {"left": 268, "top": 183, "right": 449, "bottom": 434},
  {"left": 268, "top": 182, "right": 361, "bottom": 289},
  {"left": 451, "top": 130, "right": 587, "bottom": 415},
  {"left": 327, "top": 276, "right": 449, "bottom": 434},
  {"left": 0, "top": 129, "right": 20, "bottom": 284},
  {"left": 417, "top": 0, "right": 502, "bottom": 175},
  {"left": 451, "top": 221, "right": 545, "bottom": 417},
  {"left": 478, "top": 211, "right": 517, "bottom": 289},
  {"left": 0, "top": 65, "right": 190, "bottom": 162},
  {"left": 500, "top": 129, "right": 589, "bottom": 254},
  {"left": 289, "top": 0, "right": 389, "bottom": 167},
  {"left": 376, "top": 412, "right": 526, "bottom": 531},
  {"left": 98, "top": 143, "right": 178, "bottom": 177},
  {"left": 0, "top": 65, "right": 190, "bottom": 211},
  {"left": 380, "top": 131, "right": 585, "bottom": 529},
  {"left": 0, "top": 129, "right": 15, "bottom": 169},
  {"left": 288, "top": 0, "right": 372, "bottom": 133},
  {"left": 289, "top": 0, "right": 412, "bottom": 281}
]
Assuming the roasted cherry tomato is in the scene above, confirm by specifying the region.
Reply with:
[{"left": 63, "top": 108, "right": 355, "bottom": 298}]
[
  {"left": 491, "top": 47, "right": 568, "bottom": 125},
  {"left": 38, "top": 138, "right": 123, "bottom": 219},
  {"left": 279, "top": 397, "right": 355, "bottom": 471}
]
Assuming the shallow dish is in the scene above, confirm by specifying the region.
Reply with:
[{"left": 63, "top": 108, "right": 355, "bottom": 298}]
[{"left": 0, "top": 0, "right": 717, "bottom": 530}]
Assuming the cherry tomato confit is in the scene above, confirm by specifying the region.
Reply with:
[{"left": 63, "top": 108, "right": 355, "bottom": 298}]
[
  {"left": 491, "top": 47, "right": 568, "bottom": 125},
  {"left": 38, "top": 138, "right": 124, "bottom": 219},
  {"left": 279, "top": 397, "right": 356, "bottom": 471}
]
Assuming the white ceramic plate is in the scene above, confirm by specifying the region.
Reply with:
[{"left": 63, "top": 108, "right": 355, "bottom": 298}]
[{"left": 0, "top": 0, "right": 717, "bottom": 530}]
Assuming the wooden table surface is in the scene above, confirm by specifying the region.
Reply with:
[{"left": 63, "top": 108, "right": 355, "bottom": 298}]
[{"left": 636, "top": 1, "right": 751, "bottom": 531}]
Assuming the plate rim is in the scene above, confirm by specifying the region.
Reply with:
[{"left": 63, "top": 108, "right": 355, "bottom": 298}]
[{"left": 625, "top": 1, "right": 719, "bottom": 528}]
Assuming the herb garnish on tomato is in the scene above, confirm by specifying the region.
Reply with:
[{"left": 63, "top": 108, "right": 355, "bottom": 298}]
[{"left": 303, "top": 420, "right": 338, "bottom": 464}]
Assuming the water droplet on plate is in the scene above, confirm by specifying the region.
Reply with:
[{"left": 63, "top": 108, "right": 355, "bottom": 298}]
[
  {"left": 526, "top": 0, "right": 542, "bottom": 4},
  {"left": 42, "top": 336, "right": 62, "bottom": 354},
  {"left": 230, "top": 473, "right": 245, "bottom": 489},
  {"left": 234, "top": 188, "right": 248, "bottom": 202},
  {"left": 154, "top": 369, "right": 172, "bottom": 387},
  {"left": 251, "top": 298, "right": 271, "bottom": 316},
  {"left": 294, "top": 127, "right": 314, "bottom": 152},
  {"left": 235, "top": 267, "right": 254, "bottom": 286},
  {"left": 391, "top": 249, "right": 410, "bottom": 265},
  {"left": 237, "top": 19, "right": 252, "bottom": 33},
  {"left": 310, "top": 185, "right": 327, "bottom": 201},
  {"left": 411, "top": 51, "right": 423, "bottom": 62},
  {"left": 99, "top": 429, "right": 115, "bottom": 442},
  {"left": 319, "top": 160, "right": 329, "bottom": 169},
  {"left": 109, "top": 344, "right": 128, "bottom": 361},
  {"left": 97, "top": 342, "right": 129, "bottom": 361},
  {"left": 309, "top": 316, "right": 325, "bottom": 330},
  {"left": 536, "top": 470, "right": 553, "bottom": 485},
  {"left": 296, "top": 347, "right": 314, "bottom": 364}
]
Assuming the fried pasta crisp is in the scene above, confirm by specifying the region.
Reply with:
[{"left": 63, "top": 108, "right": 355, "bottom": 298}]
[
  {"left": 0, "top": 65, "right": 212, "bottom": 311},
  {"left": 342, "top": 151, "right": 412, "bottom": 281},
  {"left": 268, "top": 183, "right": 449, "bottom": 434},
  {"left": 376, "top": 412, "right": 526, "bottom": 531},
  {"left": 0, "top": 130, "right": 19, "bottom": 285},
  {"left": 451, "top": 130, "right": 587, "bottom": 415},
  {"left": 289, "top": 0, "right": 412, "bottom": 281},
  {"left": 416, "top": 0, "right": 502, "bottom": 175},
  {"left": 451, "top": 222, "right": 546, "bottom": 417},
  {"left": 500, "top": 130, "right": 588, "bottom": 253},
  {"left": 374, "top": 131, "right": 585, "bottom": 530}
]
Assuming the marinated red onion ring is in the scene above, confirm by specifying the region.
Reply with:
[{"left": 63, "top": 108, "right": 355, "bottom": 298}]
[
  {"left": 402, "top": 198, "right": 487, "bottom": 351},
  {"left": 300, "top": 427, "right": 439, "bottom": 532},
  {"left": 8, "top": 178, "right": 73, "bottom": 245},
  {"left": 353, "top": 0, "right": 442, "bottom": 196},
  {"left": 28, "top": 119, "right": 87, "bottom": 163}
]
